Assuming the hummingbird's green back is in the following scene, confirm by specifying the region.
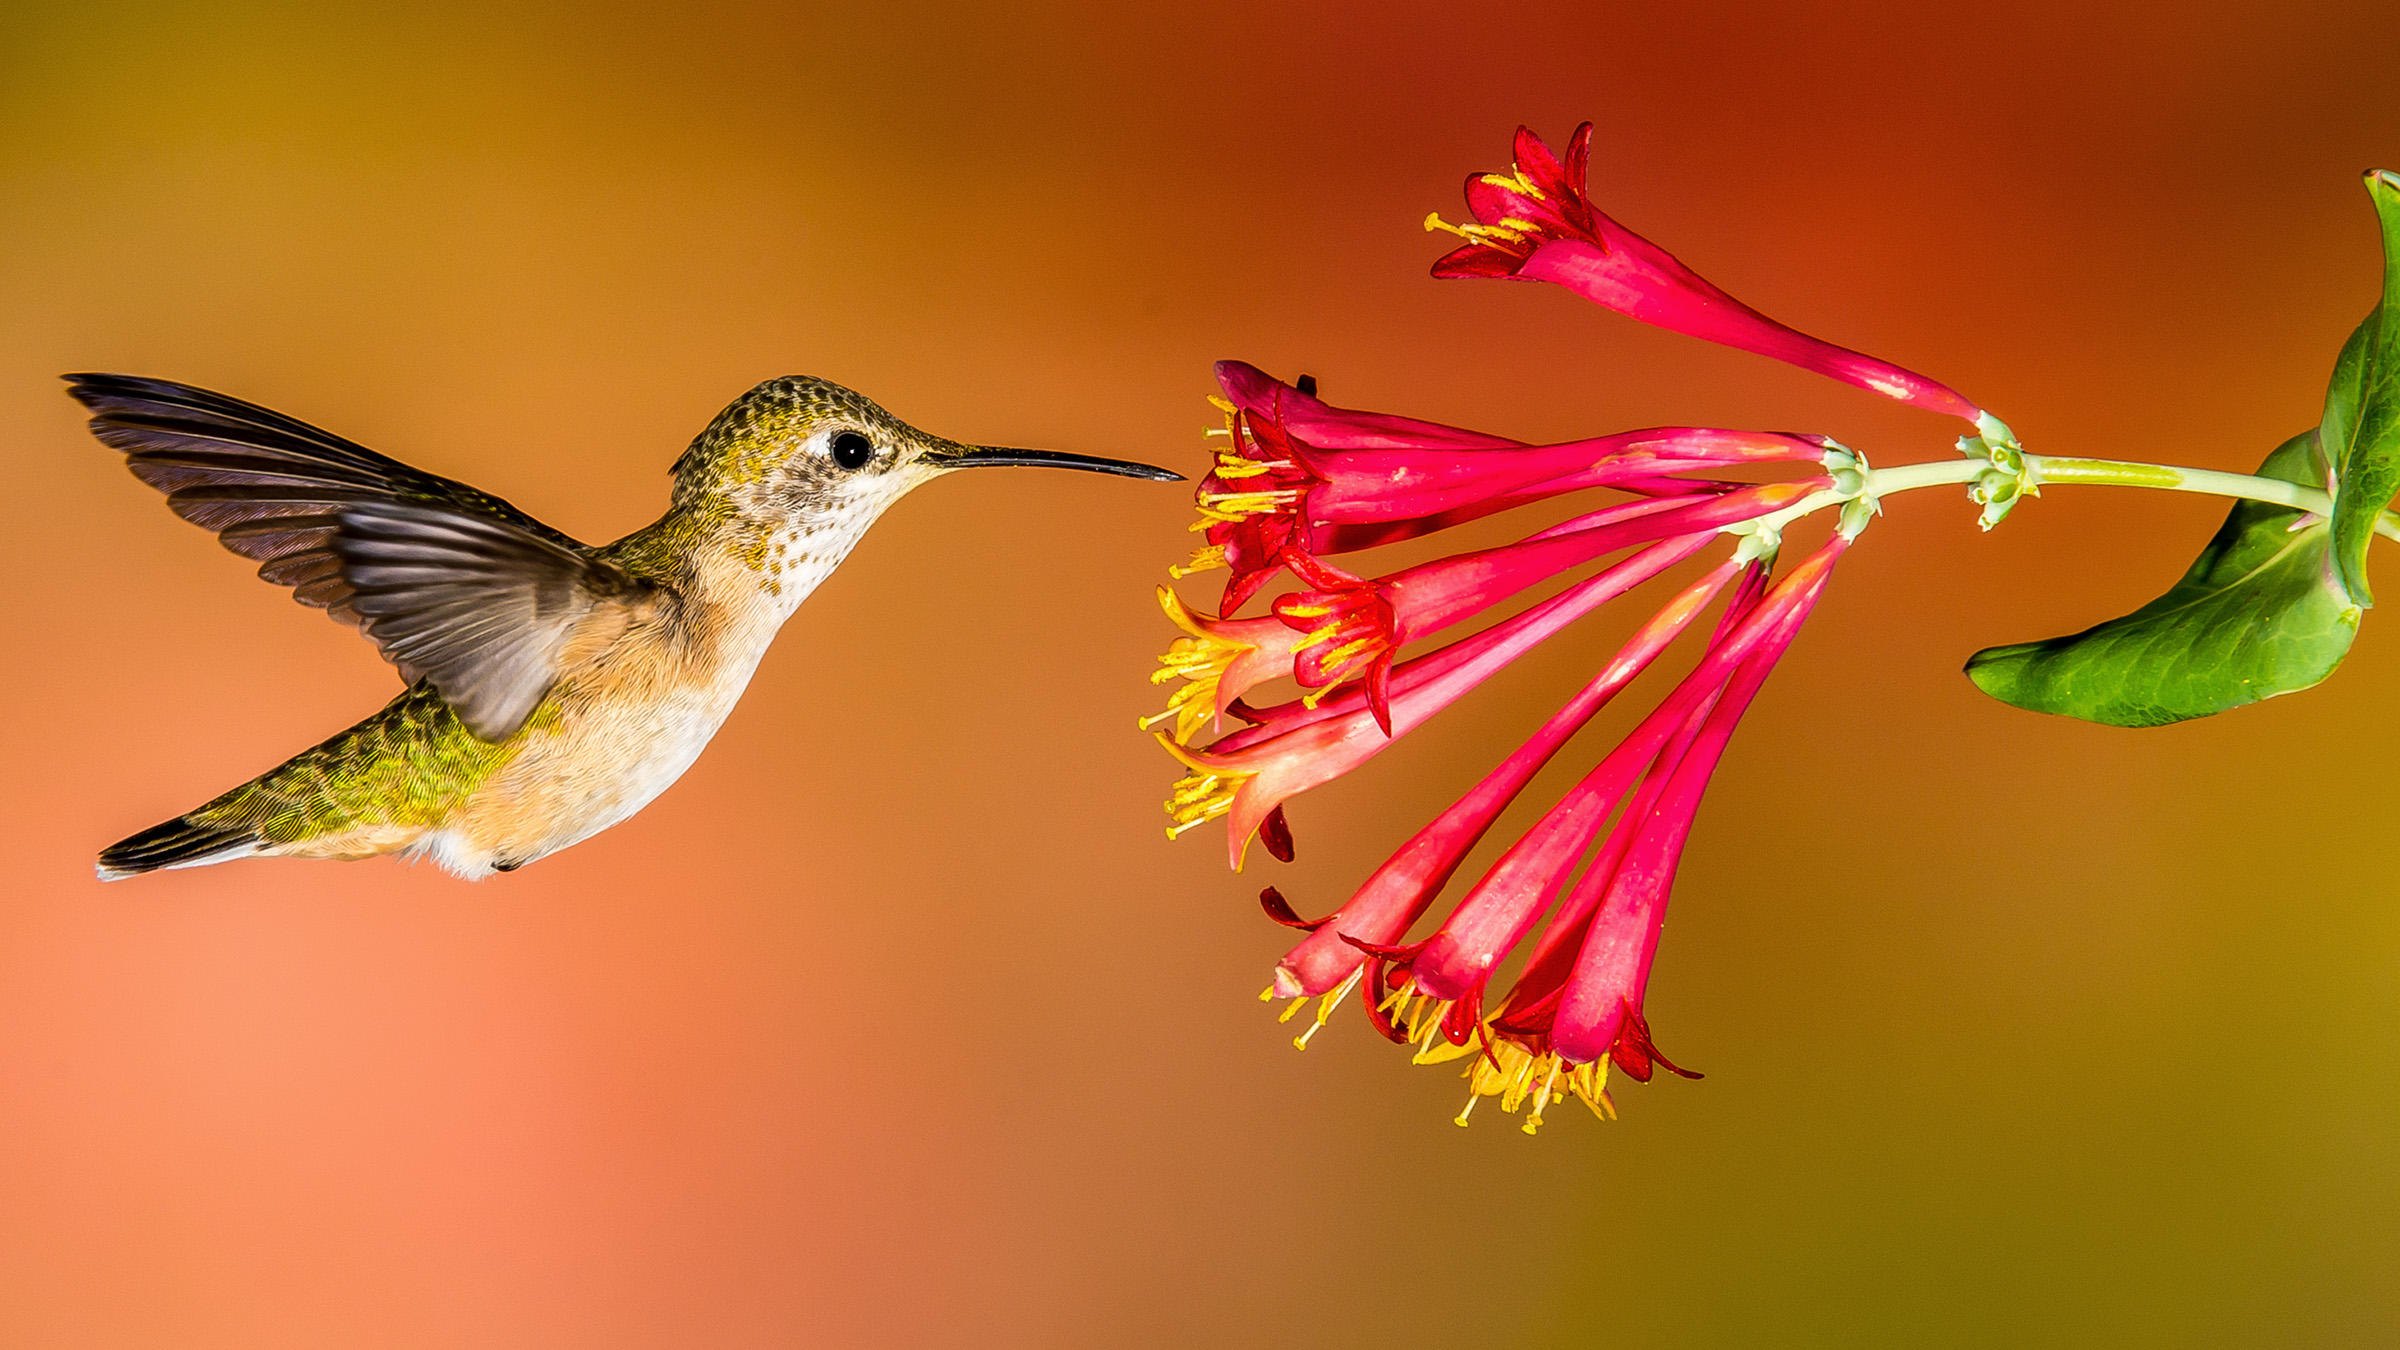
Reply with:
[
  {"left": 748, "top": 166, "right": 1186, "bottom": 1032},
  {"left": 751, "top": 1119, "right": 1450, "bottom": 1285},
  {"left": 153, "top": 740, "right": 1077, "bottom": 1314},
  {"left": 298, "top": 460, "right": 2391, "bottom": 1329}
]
[{"left": 182, "top": 685, "right": 530, "bottom": 845}]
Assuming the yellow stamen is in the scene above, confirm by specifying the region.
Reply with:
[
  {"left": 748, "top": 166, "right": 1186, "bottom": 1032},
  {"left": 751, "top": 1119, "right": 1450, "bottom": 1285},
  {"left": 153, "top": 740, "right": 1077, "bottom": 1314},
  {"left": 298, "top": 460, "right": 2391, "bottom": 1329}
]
[
  {"left": 1150, "top": 646, "right": 1218, "bottom": 684},
  {"left": 1478, "top": 163, "right": 1547, "bottom": 200},
  {"left": 1153, "top": 733, "right": 1254, "bottom": 841},
  {"left": 1289, "top": 624, "right": 1344, "bottom": 654},
  {"left": 1258, "top": 968, "right": 1367, "bottom": 1051},
  {"left": 1464, "top": 1047, "right": 1511, "bottom": 1098},
  {"left": 1195, "top": 488, "right": 1301, "bottom": 520},
  {"left": 1208, "top": 440, "right": 1299, "bottom": 482},
  {"left": 1208, "top": 458, "right": 1276, "bottom": 479},
  {"left": 1169, "top": 545, "right": 1227, "bottom": 578},
  {"left": 1569, "top": 1063, "right": 1617, "bottom": 1120},
  {"left": 1136, "top": 678, "right": 1213, "bottom": 742},
  {"left": 1162, "top": 770, "right": 1235, "bottom": 839},
  {"left": 1268, "top": 972, "right": 1626, "bottom": 1130},
  {"left": 1290, "top": 968, "right": 1364, "bottom": 1050},
  {"left": 1406, "top": 993, "right": 1621, "bottom": 1132},
  {"left": 1313, "top": 636, "right": 1381, "bottom": 676},
  {"left": 1143, "top": 587, "right": 1259, "bottom": 744},
  {"left": 1496, "top": 1051, "right": 1540, "bottom": 1113},
  {"left": 1287, "top": 632, "right": 1383, "bottom": 709},
  {"left": 1416, "top": 1018, "right": 1444, "bottom": 1059},
  {"left": 1423, "top": 211, "right": 1540, "bottom": 256},
  {"left": 1522, "top": 1061, "right": 1564, "bottom": 1136},
  {"left": 1412, "top": 1035, "right": 1477, "bottom": 1067}
]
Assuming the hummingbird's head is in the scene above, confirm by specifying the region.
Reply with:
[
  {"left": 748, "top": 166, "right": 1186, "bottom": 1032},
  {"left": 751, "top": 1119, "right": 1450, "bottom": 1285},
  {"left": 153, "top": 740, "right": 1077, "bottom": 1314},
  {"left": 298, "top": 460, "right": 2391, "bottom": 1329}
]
[{"left": 671, "top": 376, "right": 1179, "bottom": 547}]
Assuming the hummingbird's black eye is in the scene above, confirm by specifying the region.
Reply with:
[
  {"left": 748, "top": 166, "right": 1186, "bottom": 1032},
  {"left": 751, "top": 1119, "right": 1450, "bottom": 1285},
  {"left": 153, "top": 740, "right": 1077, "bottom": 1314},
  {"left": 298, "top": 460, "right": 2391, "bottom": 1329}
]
[{"left": 829, "top": 430, "right": 874, "bottom": 470}]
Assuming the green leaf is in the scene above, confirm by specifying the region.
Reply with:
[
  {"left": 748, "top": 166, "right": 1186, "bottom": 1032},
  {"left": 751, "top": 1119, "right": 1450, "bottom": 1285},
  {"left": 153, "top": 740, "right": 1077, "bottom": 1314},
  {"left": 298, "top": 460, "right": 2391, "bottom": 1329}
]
[
  {"left": 1965, "top": 432, "right": 2360, "bottom": 726},
  {"left": 2323, "top": 169, "right": 2400, "bottom": 605}
]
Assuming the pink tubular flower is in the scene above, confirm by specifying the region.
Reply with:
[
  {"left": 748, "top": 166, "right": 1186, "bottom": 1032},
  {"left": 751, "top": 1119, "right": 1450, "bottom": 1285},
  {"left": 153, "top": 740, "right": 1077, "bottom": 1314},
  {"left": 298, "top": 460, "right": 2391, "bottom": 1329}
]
[
  {"left": 1270, "top": 478, "right": 1821, "bottom": 732},
  {"left": 1149, "top": 119, "right": 1963, "bottom": 1132},
  {"left": 1185, "top": 360, "right": 1839, "bottom": 612},
  {"left": 1426, "top": 124, "right": 1985, "bottom": 423},
  {"left": 1359, "top": 541, "right": 1847, "bottom": 1129},
  {"left": 1239, "top": 536, "right": 1851, "bottom": 1133},
  {"left": 1262, "top": 553, "right": 1752, "bottom": 998},
  {"left": 1159, "top": 530, "right": 1719, "bottom": 869}
]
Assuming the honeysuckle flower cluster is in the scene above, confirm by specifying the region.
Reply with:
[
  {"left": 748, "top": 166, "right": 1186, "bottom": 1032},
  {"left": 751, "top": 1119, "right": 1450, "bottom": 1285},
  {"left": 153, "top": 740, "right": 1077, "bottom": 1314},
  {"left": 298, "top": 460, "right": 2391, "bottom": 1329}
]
[{"left": 1149, "top": 122, "right": 2008, "bottom": 1133}]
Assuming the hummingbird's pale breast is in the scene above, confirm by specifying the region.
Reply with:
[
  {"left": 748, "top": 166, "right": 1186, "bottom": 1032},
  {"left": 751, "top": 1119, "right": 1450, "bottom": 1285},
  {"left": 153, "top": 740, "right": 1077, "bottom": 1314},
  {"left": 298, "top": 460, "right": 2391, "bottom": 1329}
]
[{"left": 423, "top": 514, "right": 873, "bottom": 876}]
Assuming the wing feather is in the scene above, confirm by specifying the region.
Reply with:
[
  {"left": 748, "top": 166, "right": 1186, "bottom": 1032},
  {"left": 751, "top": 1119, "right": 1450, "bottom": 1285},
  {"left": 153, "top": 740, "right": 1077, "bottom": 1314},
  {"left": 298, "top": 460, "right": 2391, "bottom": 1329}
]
[{"left": 69, "top": 373, "right": 657, "bottom": 739}]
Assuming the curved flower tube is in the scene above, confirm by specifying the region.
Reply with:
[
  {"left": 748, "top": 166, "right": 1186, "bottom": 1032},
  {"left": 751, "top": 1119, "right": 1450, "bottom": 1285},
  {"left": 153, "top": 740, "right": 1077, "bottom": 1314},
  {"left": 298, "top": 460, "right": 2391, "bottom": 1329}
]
[
  {"left": 1159, "top": 533, "right": 1716, "bottom": 869},
  {"left": 1427, "top": 124, "right": 1986, "bottom": 423},
  {"left": 1269, "top": 478, "right": 1821, "bottom": 730},
  {"left": 1264, "top": 554, "right": 1751, "bottom": 998},
  {"left": 1412, "top": 542, "right": 1845, "bottom": 1127},
  {"left": 1185, "top": 361, "right": 1840, "bottom": 611}
]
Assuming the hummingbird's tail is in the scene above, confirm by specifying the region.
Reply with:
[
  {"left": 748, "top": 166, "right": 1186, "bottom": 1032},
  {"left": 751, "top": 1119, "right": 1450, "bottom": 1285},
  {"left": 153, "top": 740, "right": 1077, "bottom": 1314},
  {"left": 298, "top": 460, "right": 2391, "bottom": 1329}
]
[{"left": 96, "top": 815, "right": 265, "bottom": 882}]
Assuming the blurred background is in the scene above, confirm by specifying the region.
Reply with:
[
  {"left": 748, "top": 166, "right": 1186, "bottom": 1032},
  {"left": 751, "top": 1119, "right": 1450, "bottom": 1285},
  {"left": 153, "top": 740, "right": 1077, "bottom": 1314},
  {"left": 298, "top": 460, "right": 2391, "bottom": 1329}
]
[{"left": 3, "top": 1, "right": 2397, "bottom": 1344}]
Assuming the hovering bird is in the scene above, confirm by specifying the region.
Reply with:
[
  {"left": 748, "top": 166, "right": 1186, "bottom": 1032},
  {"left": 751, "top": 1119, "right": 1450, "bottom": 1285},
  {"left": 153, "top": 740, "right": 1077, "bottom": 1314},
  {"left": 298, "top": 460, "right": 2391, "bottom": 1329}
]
[{"left": 73, "top": 373, "right": 1179, "bottom": 880}]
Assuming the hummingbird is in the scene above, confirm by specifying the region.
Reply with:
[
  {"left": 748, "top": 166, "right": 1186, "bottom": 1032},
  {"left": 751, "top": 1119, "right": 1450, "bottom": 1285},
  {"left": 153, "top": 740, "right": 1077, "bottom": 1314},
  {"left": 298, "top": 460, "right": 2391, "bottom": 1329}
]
[{"left": 73, "top": 372, "right": 1180, "bottom": 881}]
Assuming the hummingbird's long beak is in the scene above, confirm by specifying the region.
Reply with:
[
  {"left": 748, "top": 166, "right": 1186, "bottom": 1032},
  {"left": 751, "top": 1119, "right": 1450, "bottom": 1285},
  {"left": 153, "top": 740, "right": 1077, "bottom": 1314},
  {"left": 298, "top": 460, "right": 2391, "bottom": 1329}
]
[{"left": 929, "top": 442, "right": 1184, "bottom": 482}]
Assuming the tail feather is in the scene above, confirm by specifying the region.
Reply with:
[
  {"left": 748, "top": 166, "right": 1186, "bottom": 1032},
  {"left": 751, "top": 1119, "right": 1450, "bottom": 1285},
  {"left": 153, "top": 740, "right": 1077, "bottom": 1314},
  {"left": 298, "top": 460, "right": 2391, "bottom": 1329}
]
[{"left": 96, "top": 816, "right": 264, "bottom": 881}]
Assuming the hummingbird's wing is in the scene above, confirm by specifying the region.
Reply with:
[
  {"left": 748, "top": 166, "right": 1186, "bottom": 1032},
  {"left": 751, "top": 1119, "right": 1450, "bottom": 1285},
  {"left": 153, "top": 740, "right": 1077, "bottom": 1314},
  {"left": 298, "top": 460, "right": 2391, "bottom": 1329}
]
[{"left": 69, "top": 373, "right": 659, "bottom": 740}]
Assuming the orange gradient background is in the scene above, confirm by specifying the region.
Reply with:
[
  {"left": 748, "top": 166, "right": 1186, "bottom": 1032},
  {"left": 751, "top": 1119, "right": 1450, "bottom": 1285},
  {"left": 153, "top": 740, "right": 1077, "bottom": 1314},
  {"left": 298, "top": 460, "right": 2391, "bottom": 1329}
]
[{"left": 5, "top": 2, "right": 2399, "bottom": 1344}]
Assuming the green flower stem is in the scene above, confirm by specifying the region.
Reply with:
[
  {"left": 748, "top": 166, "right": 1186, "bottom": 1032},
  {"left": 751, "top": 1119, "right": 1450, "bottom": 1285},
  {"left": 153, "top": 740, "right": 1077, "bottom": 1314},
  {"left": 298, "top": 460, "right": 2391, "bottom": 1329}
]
[
  {"left": 1854, "top": 459, "right": 1984, "bottom": 496},
  {"left": 1851, "top": 454, "right": 2400, "bottom": 541},
  {"left": 2025, "top": 455, "right": 2400, "bottom": 541}
]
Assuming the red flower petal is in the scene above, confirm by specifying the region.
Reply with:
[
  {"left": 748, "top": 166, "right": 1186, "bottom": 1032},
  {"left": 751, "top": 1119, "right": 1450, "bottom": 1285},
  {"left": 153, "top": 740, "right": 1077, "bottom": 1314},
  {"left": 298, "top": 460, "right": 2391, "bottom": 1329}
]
[{"left": 1258, "top": 886, "right": 1328, "bottom": 932}]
